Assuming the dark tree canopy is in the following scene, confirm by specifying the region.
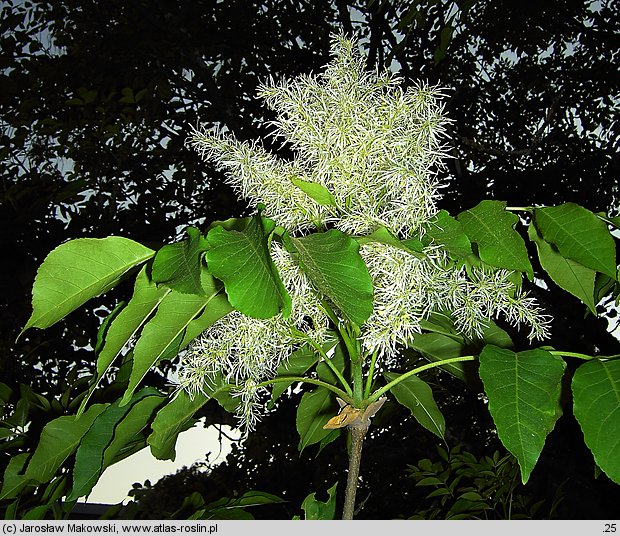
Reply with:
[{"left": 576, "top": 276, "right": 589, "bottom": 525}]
[{"left": 1, "top": 0, "right": 618, "bottom": 520}]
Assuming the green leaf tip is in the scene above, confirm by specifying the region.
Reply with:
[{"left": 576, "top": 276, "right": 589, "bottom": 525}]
[{"left": 479, "top": 345, "right": 566, "bottom": 483}]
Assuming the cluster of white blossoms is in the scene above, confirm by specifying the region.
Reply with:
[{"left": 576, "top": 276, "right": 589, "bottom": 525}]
[
  {"left": 183, "top": 34, "right": 550, "bottom": 430},
  {"left": 190, "top": 35, "right": 447, "bottom": 237},
  {"left": 360, "top": 243, "right": 549, "bottom": 362}
]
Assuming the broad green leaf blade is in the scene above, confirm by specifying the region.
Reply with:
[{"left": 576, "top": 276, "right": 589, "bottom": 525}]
[
  {"left": 22, "top": 404, "right": 108, "bottom": 485},
  {"left": 122, "top": 270, "right": 229, "bottom": 404},
  {"left": 178, "top": 287, "right": 232, "bottom": 349},
  {"left": 105, "top": 394, "right": 165, "bottom": 465},
  {"left": 152, "top": 227, "right": 210, "bottom": 295},
  {"left": 79, "top": 266, "right": 170, "bottom": 415},
  {"left": 534, "top": 203, "right": 617, "bottom": 279},
  {"left": 355, "top": 226, "right": 423, "bottom": 256},
  {"left": 478, "top": 346, "right": 566, "bottom": 483},
  {"left": 423, "top": 209, "right": 472, "bottom": 259},
  {"left": 291, "top": 177, "right": 336, "bottom": 206},
  {"left": 23, "top": 237, "right": 154, "bottom": 333},
  {"left": 572, "top": 359, "right": 620, "bottom": 485},
  {"left": 457, "top": 200, "right": 533, "bottom": 278},
  {"left": 410, "top": 333, "right": 469, "bottom": 382},
  {"left": 384, "top": 372, "right": 445, "bottom": 439},
  {"left": 296, "top": 387, "right": 334, "bottom": 452},
  {"left": 69, "top": 389, "right": 162, "bottom": 501},
  {"left": 528, "top": 223, "right": 597, "bottom": 313},
  {"left": 289, "top": 229, "right": 374, "bottom": 326},
  {"left": 148, "top": 390, "right": 209, "bottom": 461},
  {"left": 206, "top": 216, "right": 291, "bottom": 319},
  {"left": 301, "top": 483, "right": 338, "bottom": 520},
  {"left": 0, "top": 453, "right": 32, "bottom": 500}
]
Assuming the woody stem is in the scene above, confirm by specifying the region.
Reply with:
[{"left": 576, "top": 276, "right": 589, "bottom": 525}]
[{"left": 342, "top": 425, "right": 367, "bottom": 520}]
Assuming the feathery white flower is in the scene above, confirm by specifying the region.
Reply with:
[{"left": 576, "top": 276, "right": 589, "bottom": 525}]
[{"left": 189, "top": 33, "right": 450, "bottom": 237}]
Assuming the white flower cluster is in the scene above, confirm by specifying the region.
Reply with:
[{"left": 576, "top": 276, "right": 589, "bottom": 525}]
[
  {"left": 359, "top": 242, "right": 550, "bottom": 362},
  {"left": 190, "top": 34, "right": 449, "bottom": 238},
  {"left": 183, "top": 34, "right": 550, "bottom": 430}
]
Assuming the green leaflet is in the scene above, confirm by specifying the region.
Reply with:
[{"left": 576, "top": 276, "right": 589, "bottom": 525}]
[
  {"left": 291, "top": 177, "right": 336, "bottom": 206},
  {"left": 423, "top": 209, "right": 472, "bottom": 259},
  {"left": 534, "top": 203, "right": 617, "bottom": 280},
  {"left": 287, "top": 229, "right": 374, "bottom": 326},
  {"left": 2, "top": 404, "right": 109, "bottom": 498},
  {"left": 478, "top": 346, "right": 566, "bottom": 483},
  {"left": 79, "top": 266, "right": 170, "bottom": 415},
  {"left": 410, "top": 333, "right": 470, "bottom": 382},
  {"left": 457, "top": 200, "right": 533, "bottom": 278},
  {"left": 355, "top": 226, "right": 424, "bottom": 256},
  {"left": 121, "top": 269, "right": 229, "bottom": 405},
  {"left": 572, "top": 359, "right": 620, "bottom": 485},
  {"left": 296, "top": 387, "right": 334, "bottom": 452},
  {"left": 152, "top": 227, "right": 210, "bottom": 295},
  {"left": 69, "top": 389, "right": 164, "bottom": 501},
  {"left": 300, "top": 483, "right": 338, "bottom": 520},
  {"left": 148, "top": 390, "right": 210, "bottom": 461},
  {"left": 147, "top": 374, "right": 233, "bottom": 461},
  {"left": 94, "top": 300, "right": 126, "bottom": 355},
  {"left": 528, "top": 223, "right": 597, "bottom": 313},
  {"left": 178, "top": 288, "right": 232, "bottom": 349},
  {"left": 206, "top": 215, "right": 291, "bottom": 319},
  {"left": 0, "top": 453, "right": 32, "bottom": 500},
  {"left": 384, "top": 372, "right": 445, "bottom": 439},
  {"left": 200, "top": 491, "right": 284, "bottom": 520},
  {"left": 22, "top": 237, "right": 154, "bottom": 334}
]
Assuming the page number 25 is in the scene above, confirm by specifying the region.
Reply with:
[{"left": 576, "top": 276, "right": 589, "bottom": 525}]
[{"left": 604, "top": 524, "right": 617, "bottom": 532}]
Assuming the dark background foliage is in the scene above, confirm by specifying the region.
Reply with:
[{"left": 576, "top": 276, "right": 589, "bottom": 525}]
[{"left": 1, "top": 0, "right": 619, "bottom": 520}]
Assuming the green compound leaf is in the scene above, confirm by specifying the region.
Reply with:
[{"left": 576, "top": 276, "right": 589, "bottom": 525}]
[
  {"left": 152, "top": 227, "right": 211, "bottom": 295},
  {"left": 478, "top": 345, "right": 566, "bottom": 483},
  {"left": 79, "top": 266, "right": 170, "bottom": 415},
  {"left": 291, "top": 177, "right": 336, "bottom": 206},
  {"left": 533, "top": 203, "right": 617, "bottom": 280},
  {"left": 384, "top": 372, "right": 445, "bottom": 439},
  {"left": 122, "top": 270, "right": 229, "bottom": 405},
  {"left": 19, "top": 404, "right": 108, "bottom": 491},
  {"left": 300, "top": 482, "right": 338, "bottom": 520},
  {"left": 206, "top": 215, "right": 291, "bottom": 319},
  {"left": 23, "top": 237, "right": 154, "bottom": 334},
  {"left": 296, "top": 387, "right": 334, "bottom": 452},
  {"left": 69, "top": 389, "right": 164, "bottom": 501},
  {"left": 572, "top": 359, "right": 620, "bottom": 485},
  {"left": 423, "top": 209, "right": 472, "bottom": 259},
  {"left": 528, "top": 223, "right": 597, "bottom": 313},
  {"left": 288, "top": 229, "right": 374, "bottom": 326},
  {"left": 457, "top": 200, "right": 533, "bottom": 278}
]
